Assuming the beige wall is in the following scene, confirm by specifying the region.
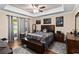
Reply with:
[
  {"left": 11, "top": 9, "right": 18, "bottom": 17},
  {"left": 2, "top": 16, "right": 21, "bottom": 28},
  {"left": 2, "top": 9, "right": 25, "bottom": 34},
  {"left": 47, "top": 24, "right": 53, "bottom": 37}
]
[
  {"left": 0, "top": 9, "right": 78, "bottom": 39},
  {"left": 35, "top": 12, "right": 75, "bottom": 35},
  {"left": 0, "top": 11, "right": 8, "bottom": 39},
  {"left": 0, "top": 10, "right": 34, "bottom": 39}
]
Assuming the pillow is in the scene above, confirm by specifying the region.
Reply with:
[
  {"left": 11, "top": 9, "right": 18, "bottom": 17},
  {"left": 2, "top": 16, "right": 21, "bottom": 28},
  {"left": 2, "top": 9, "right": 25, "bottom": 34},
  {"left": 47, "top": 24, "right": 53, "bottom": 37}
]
[
  {"left": 43, "top": 28, "right": 47, "bottom": 32},
  {"left": 0, "top": 40, "right": 8, "bottom": 47}
]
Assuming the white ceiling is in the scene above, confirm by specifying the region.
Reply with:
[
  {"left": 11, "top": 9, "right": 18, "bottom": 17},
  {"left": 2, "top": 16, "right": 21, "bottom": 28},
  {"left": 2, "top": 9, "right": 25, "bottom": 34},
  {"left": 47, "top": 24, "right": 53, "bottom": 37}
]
[
  {"left": 11, "top": 4, "right": 62, "bottom": 13},
  {"left": 0, "top": 4, "right": 77, "bottom": 17}
]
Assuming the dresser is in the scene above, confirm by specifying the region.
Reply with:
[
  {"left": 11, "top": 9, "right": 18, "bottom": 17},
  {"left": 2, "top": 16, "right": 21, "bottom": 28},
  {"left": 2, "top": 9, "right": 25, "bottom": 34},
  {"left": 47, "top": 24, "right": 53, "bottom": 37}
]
[
  {"left": 55, "top": 33, "right": 64, "bottom": 42},
  {"left": 66, "top": 33, "right": 79, "bottom": 54}
]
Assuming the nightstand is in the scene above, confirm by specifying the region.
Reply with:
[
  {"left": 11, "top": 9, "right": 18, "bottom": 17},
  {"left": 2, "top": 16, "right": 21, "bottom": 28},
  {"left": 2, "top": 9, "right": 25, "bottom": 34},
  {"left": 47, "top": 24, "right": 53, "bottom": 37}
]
[{"left": 55, "top": 33, "right": 64, "bottom": 42}]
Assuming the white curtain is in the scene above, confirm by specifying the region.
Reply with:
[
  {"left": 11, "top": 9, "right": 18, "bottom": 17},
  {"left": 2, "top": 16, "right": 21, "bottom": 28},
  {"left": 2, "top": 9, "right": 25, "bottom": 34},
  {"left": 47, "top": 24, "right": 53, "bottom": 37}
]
[
  {"left": 19, "top": 18, "right": 29, "bottom": 35},
  {"left": 8, "top": 15, "right": 29, "bottom": 42}
]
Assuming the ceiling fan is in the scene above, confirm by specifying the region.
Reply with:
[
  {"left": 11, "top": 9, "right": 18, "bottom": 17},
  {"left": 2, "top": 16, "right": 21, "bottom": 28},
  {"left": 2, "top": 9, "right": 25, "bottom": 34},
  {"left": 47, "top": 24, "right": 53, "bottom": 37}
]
[{"left": 32, "top": 4, "right": 46, "bottom": 13}]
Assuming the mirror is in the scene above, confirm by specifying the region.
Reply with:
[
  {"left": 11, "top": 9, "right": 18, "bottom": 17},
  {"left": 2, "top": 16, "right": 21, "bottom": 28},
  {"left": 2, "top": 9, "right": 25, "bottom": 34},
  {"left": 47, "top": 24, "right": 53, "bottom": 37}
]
[
  {"left": 75, "top": 12, "right": 79, "bottom": 36},
  {"left": 32, "top": 24, "right": 36, "bottom": 32}
]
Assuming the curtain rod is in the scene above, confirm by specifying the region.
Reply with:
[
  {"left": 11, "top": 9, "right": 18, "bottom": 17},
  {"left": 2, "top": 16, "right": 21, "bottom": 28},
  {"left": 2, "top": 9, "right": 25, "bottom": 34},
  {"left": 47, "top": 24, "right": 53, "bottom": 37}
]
[{"left": 6, "top": 15, "right": 30, "bottom": 19}]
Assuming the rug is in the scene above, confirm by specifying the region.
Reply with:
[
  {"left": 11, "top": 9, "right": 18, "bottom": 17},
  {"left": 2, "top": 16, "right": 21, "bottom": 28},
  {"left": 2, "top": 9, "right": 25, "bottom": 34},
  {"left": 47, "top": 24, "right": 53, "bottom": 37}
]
[
  {"left": 12, "top": 41, "right": 66, "bottom": 54},
  {"left": 13, "top": 46, "right": 35, "bottom": 54},
  {"left": 49, "top": 41, "right": 67, "bottom": 54}
]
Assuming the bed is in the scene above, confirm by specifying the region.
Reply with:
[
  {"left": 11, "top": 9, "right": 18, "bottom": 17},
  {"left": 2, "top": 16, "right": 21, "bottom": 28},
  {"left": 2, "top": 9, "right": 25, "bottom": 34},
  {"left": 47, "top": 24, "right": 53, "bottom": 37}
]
[
  {"left": 27, "top": 32, "right": 54, "bottom": 48},
  {"left": 24, "top": 25, "right": 55, "bottom": 53}
]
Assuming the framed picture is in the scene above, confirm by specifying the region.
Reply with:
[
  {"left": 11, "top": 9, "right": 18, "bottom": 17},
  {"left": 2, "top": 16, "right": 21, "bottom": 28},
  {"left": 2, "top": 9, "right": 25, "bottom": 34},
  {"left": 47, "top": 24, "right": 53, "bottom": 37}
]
[
  {"left": 43, "top": 18, "right": 51, "bottom": 24},
  {"left": 56, "top": 16, "right": 64, "bottom": 27},
  {"left": 36, "top": 20, "right": 41, "bottom": 24}
]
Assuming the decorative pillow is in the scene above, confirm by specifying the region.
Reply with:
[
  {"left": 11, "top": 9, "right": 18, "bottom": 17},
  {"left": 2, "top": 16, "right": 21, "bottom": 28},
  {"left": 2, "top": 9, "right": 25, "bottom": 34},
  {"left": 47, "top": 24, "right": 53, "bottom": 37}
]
[{"left": 43, "top": 28, "right": 47, "bottom": 32}]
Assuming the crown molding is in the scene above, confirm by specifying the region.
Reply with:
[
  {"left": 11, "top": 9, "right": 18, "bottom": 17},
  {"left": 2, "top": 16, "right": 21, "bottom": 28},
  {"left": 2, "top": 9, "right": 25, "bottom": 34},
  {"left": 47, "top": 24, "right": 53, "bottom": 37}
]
[{"left": 2, "top": 4, "right": 65, "bottom": 17}]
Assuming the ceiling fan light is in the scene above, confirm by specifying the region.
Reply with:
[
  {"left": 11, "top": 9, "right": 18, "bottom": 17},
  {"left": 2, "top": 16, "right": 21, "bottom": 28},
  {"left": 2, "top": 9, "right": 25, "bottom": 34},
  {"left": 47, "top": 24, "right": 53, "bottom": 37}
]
[
  {"left": 33, "top": 9, "right": 39, "bottom": 13},
  {"left": 33, "top": 5, "right": 36, "bottom": 9},
  {"left": 32, "top": 4, "right": 42, "bottom": 13}
]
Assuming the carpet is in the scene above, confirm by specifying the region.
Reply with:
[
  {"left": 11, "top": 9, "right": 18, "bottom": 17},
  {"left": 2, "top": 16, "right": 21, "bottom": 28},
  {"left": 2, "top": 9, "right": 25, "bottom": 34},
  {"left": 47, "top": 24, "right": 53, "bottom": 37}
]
[
  {"left": 49, "top": 41, "right": 67, "bottom": 54},
  {"left": 12, "top": 41, "right": 66, "bottom": 54},
  {"left": 13, "top": 46, "right": 35, "bottom": 54}
]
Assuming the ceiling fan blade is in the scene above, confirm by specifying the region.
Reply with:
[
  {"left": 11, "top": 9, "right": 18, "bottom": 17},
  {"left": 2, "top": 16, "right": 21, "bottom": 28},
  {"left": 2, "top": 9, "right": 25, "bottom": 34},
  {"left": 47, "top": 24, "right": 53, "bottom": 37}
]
[
  {"left": 32, "top": 4, "right": 39, "bottom": 8},
  {"left": 39, "top": 10, "right": 43, "bottom": 12},
  {"left": 40, "top": 6, "right": 45, "bottom": 9}
]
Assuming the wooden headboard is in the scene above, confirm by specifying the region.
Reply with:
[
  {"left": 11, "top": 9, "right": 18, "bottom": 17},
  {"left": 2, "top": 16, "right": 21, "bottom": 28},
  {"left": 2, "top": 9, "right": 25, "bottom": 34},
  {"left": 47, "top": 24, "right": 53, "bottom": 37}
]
[{"left": 41, "top": 25, "right": 55, "bottom": 33}]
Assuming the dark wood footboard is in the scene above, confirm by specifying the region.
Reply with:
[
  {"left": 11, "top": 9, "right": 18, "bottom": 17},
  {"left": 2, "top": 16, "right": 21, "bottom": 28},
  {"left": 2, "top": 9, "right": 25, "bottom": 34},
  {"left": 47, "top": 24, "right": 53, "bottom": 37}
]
[
  {"left": 21, "top": 39, "right": 45, "bottom": 54},
  {"left": 27, "top": 40, "right": 45, "bottom": 53}
]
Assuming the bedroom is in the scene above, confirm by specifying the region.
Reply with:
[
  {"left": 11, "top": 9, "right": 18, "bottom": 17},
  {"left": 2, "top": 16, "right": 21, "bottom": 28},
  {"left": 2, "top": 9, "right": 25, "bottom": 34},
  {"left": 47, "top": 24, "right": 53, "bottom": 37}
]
[{"left": 0, "top": 4, "right": 79, "bottom": 54}]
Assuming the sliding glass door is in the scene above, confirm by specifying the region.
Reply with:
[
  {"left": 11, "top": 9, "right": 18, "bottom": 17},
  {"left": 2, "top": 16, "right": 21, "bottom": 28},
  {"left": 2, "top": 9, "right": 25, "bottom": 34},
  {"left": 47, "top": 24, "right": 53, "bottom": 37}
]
[
  {"left": 12, "top": 17, "right": 18, "bottom": 40},
  {"left": 8, "top": 15, "right": 19, "bottom": 42},
  {"left": 8, "top": 15, "right": 29, "bottom": 42}
]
